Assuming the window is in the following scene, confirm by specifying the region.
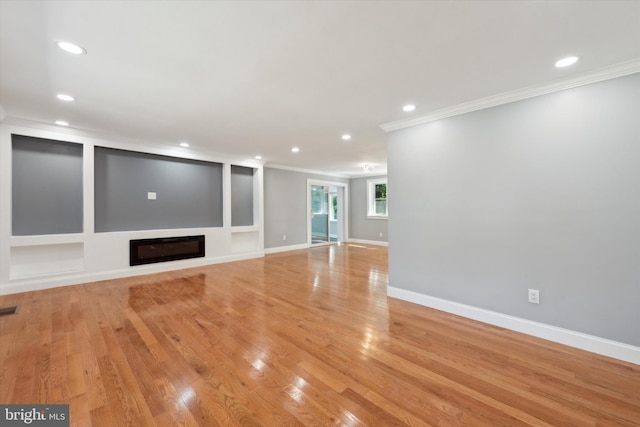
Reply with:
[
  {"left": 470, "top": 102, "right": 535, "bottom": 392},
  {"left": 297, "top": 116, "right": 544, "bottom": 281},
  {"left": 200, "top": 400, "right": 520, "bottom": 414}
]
[
  {"left": 330, "top": 194, "right": 338, "bottom": 221},
  {"left": 367, "top": 179, "right": 387, "bottom": 218}
]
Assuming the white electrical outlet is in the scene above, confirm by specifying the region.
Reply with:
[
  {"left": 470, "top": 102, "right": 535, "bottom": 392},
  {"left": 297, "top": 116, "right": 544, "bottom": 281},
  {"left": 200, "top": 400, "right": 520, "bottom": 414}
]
[
  {"left": 282, "top": 234, "right": 286, "bottom": 241},
  {"left": 379, "top": 232, "right": 383, "bottom": 237},
  {"left": 528, "top": 289, "right": 540, "bottom": 304},
  {"left": 147, "top": 192, "right": 156, "bottom": 200}
]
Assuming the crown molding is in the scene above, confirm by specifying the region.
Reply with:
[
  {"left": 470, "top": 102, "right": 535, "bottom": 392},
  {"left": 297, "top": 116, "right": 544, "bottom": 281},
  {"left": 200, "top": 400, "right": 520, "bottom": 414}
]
[
  {"left": 380, "top": 58, "right": 640, "bottom": 133},
  {"left": 265, "top": 163, "right": 389, "bottom": 179},
  {"left": 264, "top": 163, "right": 351, "bottom": 179},
  {"left": 352, "top": 171, "right": 388, "bottom": 179}
]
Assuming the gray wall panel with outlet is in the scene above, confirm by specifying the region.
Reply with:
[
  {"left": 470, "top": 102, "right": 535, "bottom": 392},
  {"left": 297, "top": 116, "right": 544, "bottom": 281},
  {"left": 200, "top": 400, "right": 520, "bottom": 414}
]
[
  {"left": 349, "top": 175, "right": 388, "bottom": 242},
  {"left": 387, "top": 73, "right": 640, "bottom": 346},
  {"left": 94, "top": 147, "right": 223, "bottom": 232}
]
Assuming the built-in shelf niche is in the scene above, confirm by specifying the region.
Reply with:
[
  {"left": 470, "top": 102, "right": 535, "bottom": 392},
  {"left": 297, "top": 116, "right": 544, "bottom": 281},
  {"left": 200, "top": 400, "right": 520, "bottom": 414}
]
[
  {"left": 230, "top": 227, "right": 261, "bottom": 253},
  {"left": 10, "top": 242, "right": 84, "bottom": 279},
  {"left": 231, "top": 165, "right": 256, "bottom": 226}
]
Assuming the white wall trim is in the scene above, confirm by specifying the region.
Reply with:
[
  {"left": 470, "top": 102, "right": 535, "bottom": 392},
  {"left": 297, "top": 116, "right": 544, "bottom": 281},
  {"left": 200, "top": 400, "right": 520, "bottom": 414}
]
[
  {"left": 380, "top": 59, "right": 640, "bottom": 132},
  {"left": 350, "top": 171, "right": 390, "bottom": 179},
  {"left": 264, "top": 243, "right": 310, "bottom": 254},
  {"left": 1, "top": 251, "right": 265, "bottom": 295},
  {"left": 307, "top": 179, "right": 350, "bottom": 247},
  {"left": 348, "top": 238, "right": 388, "bottom": 247},
  {"left": 387, "top": 287, "right": 640, "bottom": 366}
]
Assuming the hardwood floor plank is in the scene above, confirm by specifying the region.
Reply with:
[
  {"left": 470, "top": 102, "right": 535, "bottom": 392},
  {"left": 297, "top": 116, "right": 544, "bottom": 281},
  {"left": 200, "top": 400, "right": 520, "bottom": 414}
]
[
  {"left": 68, "top": 393, "right": 92, "bottom": 427},
  {"left": 1, "top": 244, "right": 638, "bottom": 426},
  {"left": 297, "top": 359, "right": 347, "bottom": 393},
  {"left": 89, "top": 403, "right": 119, "bottom": 427},
  {"left": 247, "top": 385, "right": 304, "bottom": 427}
]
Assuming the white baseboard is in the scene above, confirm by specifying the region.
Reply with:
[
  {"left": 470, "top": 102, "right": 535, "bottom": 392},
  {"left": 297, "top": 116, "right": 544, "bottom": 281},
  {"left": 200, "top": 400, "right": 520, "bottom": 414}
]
[
  {"left": 387, "top": 286, "right": 640, "bottom": 366},
  {"left": 264, "top": 243, "right": 309, "bottom": 254},
  {"left": 348, "top": 238, "right": 388, "bottom": 247},
  {"left": 0, "top": 251, "right": 265, "bottom": 295}
]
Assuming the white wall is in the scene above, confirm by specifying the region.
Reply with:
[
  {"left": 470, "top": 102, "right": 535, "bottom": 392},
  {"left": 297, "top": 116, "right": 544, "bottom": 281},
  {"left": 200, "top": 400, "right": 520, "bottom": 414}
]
[{"left": 387, "top": 74, "right": 640, "bottom": 361}]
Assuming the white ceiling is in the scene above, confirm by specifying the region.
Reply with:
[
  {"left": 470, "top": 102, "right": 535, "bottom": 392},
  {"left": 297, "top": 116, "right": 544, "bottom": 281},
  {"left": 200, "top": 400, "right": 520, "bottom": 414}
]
[{"left": 1, "top": 0, "right": 639, "bottom": 176}]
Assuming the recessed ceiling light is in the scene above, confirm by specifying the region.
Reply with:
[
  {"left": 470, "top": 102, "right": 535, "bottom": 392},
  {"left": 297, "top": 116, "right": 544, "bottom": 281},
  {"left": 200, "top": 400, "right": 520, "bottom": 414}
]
[
  {"left": 555, "top": 56, "right": 579, "bottom": 68},
  {"left": 56, "top": 41, "right": 86, "bottom": 55},
  {"left": 341, "top": 134, "right": 352, "bottom": 141},
  {"left": 56, "top": 93, "right": 75, "bottom": 102},
  {"left": 255, "top": 155, "right": 262, "bottom": 160},
  {"left": 55, "top": 120, "right": 69, "bottom": 126},
  {"left": 291, "top": 147, "right": 300, "bottom": 153},
  {"left": 179, "top": 142, "right": 190, "bottom": 147},
  {"left": 402, "top": 104, "right": 416, "bottom": 112}
]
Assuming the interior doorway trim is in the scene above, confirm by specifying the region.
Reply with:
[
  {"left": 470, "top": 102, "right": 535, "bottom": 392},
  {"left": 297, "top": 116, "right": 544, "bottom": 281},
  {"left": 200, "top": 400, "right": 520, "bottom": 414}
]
[{"left": 306, "top": 179, "right": 349, "bottom": 247}]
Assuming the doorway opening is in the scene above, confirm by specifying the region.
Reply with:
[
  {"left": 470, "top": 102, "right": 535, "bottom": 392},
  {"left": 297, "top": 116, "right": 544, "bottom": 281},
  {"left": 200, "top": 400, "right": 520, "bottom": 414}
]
[{"left": 307, "top": 179, "right": 348, "bottom": 246}]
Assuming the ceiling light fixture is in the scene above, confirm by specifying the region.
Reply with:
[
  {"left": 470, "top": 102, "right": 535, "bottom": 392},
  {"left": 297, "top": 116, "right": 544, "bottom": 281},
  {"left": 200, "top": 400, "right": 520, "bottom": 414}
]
[
  {"left": 56, "top": 93, "right": 75, "bottom": 102},
  {"left": 363, "top": 164, "right": 375, "bottom": 173},
  {"left": 555, "top": 56, "right": 579, "bottom": 68},
  {"left": 56, "top": 41, "right": 86, "bottom": 55},
  {"left": 255, "top": 155, "right": 262, "bottom": 160},
  {"left": 291, "top": 147, "right": 300, "bottom": 153},
  {"left": 341, "top": 134, "right": 351, "bottom": 141},
  {"left": 179, "top": 142, "right": 190, "bottom": 147},
  {"left": 402, "top": 104, "right": 416, "bottom": 112},
  {"left": 55, "top": 120, "right": 69, "bottom": 126}
]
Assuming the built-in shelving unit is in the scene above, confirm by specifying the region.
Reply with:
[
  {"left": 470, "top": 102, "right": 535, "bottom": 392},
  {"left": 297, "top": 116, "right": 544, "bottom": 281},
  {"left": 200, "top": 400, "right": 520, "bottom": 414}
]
[
  {"left": 230, "top": 165, "right": 261, "bottom": 253},
  {"left": 0, "top": 123, "right": 264, "bottom": 294}
]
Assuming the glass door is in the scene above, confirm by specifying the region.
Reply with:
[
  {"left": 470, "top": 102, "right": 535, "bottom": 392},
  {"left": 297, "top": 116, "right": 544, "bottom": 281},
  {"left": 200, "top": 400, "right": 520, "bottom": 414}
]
[{"left": 311, "top": 185, "right": 330, "bottom": 244}]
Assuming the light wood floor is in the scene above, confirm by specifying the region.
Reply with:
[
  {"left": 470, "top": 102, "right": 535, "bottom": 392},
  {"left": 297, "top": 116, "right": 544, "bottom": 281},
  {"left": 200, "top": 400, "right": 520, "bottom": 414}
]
[{"left": 1, "top": 244, "right": 638, "bottom": 426}]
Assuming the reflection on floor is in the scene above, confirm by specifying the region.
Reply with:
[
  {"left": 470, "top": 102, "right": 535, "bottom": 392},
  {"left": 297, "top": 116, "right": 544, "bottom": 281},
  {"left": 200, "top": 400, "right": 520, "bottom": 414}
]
[{"left": 312, "top": 236, "right": 338, "bottom": 245}]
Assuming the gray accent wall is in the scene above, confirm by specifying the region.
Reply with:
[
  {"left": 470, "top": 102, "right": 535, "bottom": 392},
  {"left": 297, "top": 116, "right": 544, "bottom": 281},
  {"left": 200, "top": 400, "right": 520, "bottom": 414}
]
[
  {"left": 12, "top": 135, "right": 83, "bottom": 235},
  {"left": 349, "top": 175, "right": 388, "bottom": 242},
  {"left": 264, "top": 167, "right": 348, "bottom": 249},
  {"left": 387, "top": 73, "right": 640, "bottom": 347},
  {"left": 231, "top": 165, "right": 254, "bottom": 226},
  {"left": 94, "top": 147, "right": 223, "bottom": 232}
]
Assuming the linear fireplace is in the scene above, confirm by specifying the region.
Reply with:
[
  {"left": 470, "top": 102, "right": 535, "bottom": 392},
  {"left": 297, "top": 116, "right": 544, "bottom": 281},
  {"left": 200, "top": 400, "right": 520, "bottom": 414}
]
[{"left": 130, "top": 235, "right": 205, "bottom": 266}]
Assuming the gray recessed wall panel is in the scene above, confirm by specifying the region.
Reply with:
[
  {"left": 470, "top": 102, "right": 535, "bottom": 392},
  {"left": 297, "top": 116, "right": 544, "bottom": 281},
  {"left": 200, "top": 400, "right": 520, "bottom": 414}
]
[
  {"left": 12, "top": 135, "right": 83, "bottom": 235},
  {"left": 387, "top": 73, "right": 640, "bottom": 346},
  {"left": 94, "top": 147, "right": 223, "bottom": 232},
  {"left": 231, "top": 166, "right": 254, "bottom": 226}
]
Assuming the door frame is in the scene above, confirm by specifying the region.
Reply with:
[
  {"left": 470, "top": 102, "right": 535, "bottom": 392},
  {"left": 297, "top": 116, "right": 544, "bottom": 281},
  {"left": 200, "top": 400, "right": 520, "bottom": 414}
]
[{"left": 307, "top": 179, "right": 349, "bottom": 247}]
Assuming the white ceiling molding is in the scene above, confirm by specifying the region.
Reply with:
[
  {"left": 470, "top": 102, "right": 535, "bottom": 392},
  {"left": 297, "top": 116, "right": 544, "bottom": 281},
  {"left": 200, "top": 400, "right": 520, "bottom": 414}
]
[
  {"left": 380, "top": 58, "right": 640, "bottom": 133},
  {"left": 264, "top": 163, "right": 351, "bottom": 179}
]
